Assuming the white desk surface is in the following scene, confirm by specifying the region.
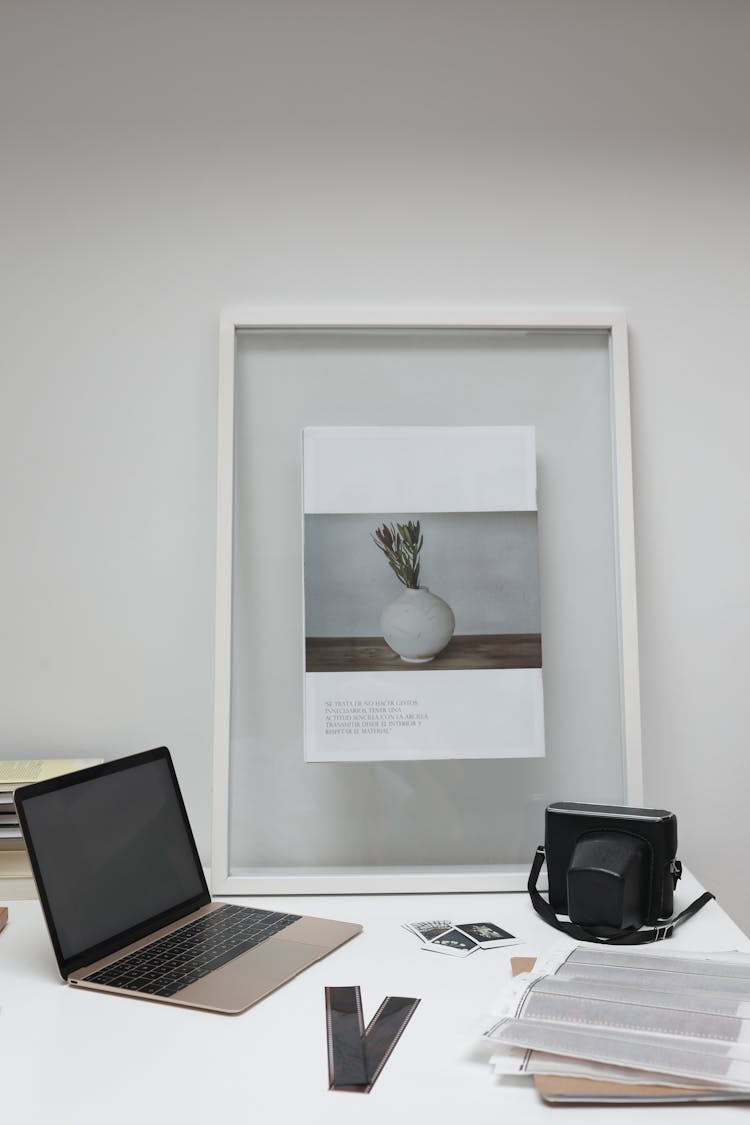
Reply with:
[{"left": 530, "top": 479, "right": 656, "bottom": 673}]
[{"left": 1, "top": 870, "right": 748, "bottom": 1124}]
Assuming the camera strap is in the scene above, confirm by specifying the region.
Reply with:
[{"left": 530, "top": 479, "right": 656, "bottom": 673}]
[{"left": 528, "top": 845, "right": 715, "bottom": 944}]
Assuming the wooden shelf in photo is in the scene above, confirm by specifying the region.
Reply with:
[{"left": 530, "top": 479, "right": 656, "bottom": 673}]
[{"left": 306, "top": 633, "right": 542, "bottom": 673}]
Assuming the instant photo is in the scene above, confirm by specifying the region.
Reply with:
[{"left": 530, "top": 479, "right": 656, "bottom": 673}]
[
  {"left": 403, "top": 920, "right": 453, "bottom": 943},
  {"left": 422, "top": 928, "right": 480, "bottom": 957},
  {"left": 454, "top": 923, "right": 520, "bottom": 949},
  {"left": 302, "top": 426, "right": 545, "bottom": 762}
]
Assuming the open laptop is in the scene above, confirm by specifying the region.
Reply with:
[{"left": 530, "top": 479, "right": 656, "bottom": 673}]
[{"left": 15, "top": 747, "right": 362, "bottom": 1014}]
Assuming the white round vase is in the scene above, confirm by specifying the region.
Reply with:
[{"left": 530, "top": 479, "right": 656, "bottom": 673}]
[{"left": 380, "top": 586, "right": 455, "bottom": 663}]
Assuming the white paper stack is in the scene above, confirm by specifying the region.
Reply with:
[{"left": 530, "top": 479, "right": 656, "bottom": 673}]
[{"left": 485, "top": 945, "right": 750, "bottom": 1102}]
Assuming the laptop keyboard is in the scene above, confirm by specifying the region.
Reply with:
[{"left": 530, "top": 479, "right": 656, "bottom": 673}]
[{"left": 82, "top": 903, "right": 301, "bottom": 997}]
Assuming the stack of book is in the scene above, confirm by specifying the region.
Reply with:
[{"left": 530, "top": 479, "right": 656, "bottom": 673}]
[{"left": 0, "top": 759, "right": 102, "bottom": 899}]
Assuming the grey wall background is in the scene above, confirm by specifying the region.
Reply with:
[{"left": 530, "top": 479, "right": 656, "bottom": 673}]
[
  {"left": 1, "top": 3, "right": 749, "bottom": 924},
  {"left": 304, "top": 513, "right": 541, "bottom": 637}
]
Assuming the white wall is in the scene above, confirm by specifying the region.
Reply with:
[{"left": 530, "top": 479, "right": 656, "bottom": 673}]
[{"left": 1, "top": 2, "right": 749, "bottom": 926}]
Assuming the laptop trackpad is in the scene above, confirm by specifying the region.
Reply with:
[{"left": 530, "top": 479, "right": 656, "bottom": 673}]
[{"left": 173, "top": 939, "right": 330, "bottom": 1014}]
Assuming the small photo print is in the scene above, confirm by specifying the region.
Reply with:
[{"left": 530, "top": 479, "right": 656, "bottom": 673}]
[
  {"left": 403, "top": 920, "right": 453, "bottom": 943},
  {"left": 422, "top": 928, "right": 480, "bottom": 957},
  {"left": 454, "top": 922, "right": 519, "bottom": 949}
]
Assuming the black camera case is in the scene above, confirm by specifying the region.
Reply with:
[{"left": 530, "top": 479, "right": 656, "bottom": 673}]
[
  {"left": 545, "top": 802, "right": 678, "bottom": 929},
  {"left": 528, "top": 801, "right": 714, "bottom": 944}
]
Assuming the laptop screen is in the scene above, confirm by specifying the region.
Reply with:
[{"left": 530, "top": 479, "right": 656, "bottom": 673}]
[{"left": 16, "top": 748, "right": 209, "bottom": 977}]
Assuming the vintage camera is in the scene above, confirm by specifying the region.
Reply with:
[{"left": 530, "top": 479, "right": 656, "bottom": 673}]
[{"left": 545, "top": 802, "right": 682, "bottom": 931}]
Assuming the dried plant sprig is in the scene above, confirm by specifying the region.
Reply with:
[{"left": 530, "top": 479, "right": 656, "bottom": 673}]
[{"left": 372, "top": 520, "right": 423, "bottom": 589}]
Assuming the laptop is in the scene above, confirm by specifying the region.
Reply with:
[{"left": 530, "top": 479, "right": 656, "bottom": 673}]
[{"left": 15, "top": 747, "right": 362, "bottom": 1014}]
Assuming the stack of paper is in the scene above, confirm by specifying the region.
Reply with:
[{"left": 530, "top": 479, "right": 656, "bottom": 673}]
[
  {"left": 0, "top": 788, "right": 21, "bottom": 841},
  {"left": 485, "top": 945, "right": 750, "bottom": 1103},
  {"left": 0, "top": 759, "right": 102, "bottom": 899}
]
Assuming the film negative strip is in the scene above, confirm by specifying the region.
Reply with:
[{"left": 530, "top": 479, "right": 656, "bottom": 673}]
[
  {"left": 325, "top": 985, "right": 367, "bottom": 1090},
  {"left": 325, "top": 986, "right": 420, "bottom": 1093}
]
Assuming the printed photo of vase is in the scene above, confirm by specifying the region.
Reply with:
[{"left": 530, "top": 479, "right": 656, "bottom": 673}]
[
  {"left": 372, "top": 520, "right": 455, "bottom": 662},
  {"left": 380, "top": 585, "right": 455, "bottom": 662}
]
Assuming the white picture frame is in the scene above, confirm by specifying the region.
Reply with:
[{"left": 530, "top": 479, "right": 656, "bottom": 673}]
[{"left": 212, "top": 308, "right": 642, "bottom": 895}]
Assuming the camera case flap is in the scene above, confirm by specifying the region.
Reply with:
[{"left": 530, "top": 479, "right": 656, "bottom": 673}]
[{"left": 546, "top": 802, "right": 678, "bottom": 927}]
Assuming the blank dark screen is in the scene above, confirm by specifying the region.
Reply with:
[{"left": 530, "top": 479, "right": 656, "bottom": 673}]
[{"left": 21, "top": 757, "right": 206, "bottom": 960}]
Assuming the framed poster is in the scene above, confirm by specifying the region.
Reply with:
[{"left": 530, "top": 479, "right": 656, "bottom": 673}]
[
  {"left": 303, "top": 425, "right": 544, "bottom": 763},
  {"left": 212, "top": 309, "right": 642, "bottom": 895}
]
